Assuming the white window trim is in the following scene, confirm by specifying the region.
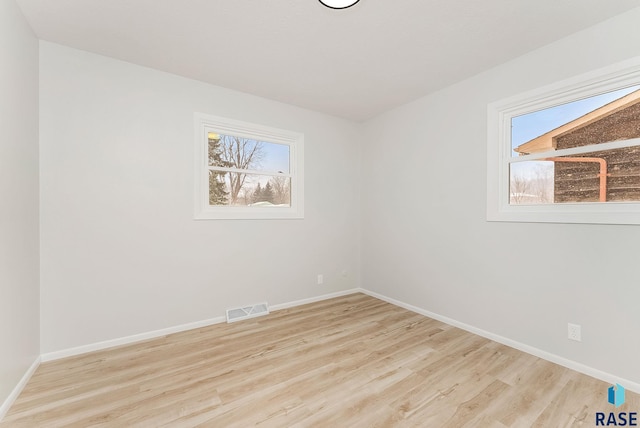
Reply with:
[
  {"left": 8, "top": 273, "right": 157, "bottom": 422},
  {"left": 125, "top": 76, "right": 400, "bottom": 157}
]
[
  {"left": 194, "top": 113, "right": 304, "bottom": 220},
  {"left": 487, "top": 56, "right": 640, "bottom": 225}
]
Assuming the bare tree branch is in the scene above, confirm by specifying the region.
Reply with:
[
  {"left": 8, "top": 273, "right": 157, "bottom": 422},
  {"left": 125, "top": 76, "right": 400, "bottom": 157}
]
[{"left": 219, "top": 135, "right": 264, "bottom": 204}]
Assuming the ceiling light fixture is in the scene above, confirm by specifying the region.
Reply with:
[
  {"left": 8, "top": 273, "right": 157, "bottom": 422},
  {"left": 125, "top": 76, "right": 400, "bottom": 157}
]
[{"left": 318, "top": 0, "right": 360, "bottom": 10}]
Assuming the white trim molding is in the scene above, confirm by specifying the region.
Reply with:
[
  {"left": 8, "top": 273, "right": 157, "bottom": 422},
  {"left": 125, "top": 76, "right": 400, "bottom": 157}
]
[
  {"left": 0, "top": 356, "right": 40, "bottom": 422},
  {"left": 31, "top": 287, "right": 639, "bottom": 405},
  {"left": 360, "top": 288, "right": 640, "bottom": 394},
  {"left": 487, "top": 55, "right": 640, "bottom": 225},
  {"left": 41, "top": 289, "right": 361, "bottom": 362},
  {"left": 270, "top": 289, "right": 361, "bottom": 311},
  {"left": 194, "top": 113, "right": 305, "bottom": 220},
  {"left": 41, "top": 316, "right": 226, "bottom": 362}
]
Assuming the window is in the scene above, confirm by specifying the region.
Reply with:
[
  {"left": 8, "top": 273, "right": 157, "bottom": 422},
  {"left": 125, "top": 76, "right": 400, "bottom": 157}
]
[
  {"left": 194, "top": 113, "right": 304, "bottom": 219},
  {"left": 487, "top": 58, "right": 640, "bottom": 224}
]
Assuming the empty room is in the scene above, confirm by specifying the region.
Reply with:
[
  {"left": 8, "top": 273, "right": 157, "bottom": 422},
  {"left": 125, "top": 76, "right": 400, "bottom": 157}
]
[{"left": 2, "top": 0, "right": 640, "bottom": 426}]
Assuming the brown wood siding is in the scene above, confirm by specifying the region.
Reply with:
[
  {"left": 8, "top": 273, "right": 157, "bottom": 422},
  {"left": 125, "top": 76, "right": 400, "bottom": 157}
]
[
  {"left": 553, "top": 147, "right": 640, "bottom": 202},
  {"left": 555, "top": 102, "right": 640, "bottom": 149},
  {"left": 553, "top": 103, "right": 640, "bottom": 202}
]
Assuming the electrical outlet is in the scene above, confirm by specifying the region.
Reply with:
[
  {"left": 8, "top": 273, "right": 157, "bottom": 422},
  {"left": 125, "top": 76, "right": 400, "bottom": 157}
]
[
  {"left": 317, "top": 274, "right": 324, "bottom": 285},
  {"left": 568, "top": 323, "right": 582, "bottom": 342}
]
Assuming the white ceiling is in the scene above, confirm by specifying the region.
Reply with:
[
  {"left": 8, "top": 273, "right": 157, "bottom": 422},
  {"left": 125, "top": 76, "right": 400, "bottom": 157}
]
[{"left": 16, "top": 0, "right": 640, "bottom": 121}]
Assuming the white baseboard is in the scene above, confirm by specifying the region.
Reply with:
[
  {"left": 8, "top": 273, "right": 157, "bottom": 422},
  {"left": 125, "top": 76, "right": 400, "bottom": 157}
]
[
  {"left": 360, "top": 288, "right": 640, "bottom": 394},
  {"left": 0, "top": 356, "right": 40, "bottom": 422},
  {"left": 41, "top": 316, "right": 226, "bottom": 362},
  {"left": 270, "top": 288, "right": 361, "bottom": 311},
  {"left": 40, "top": 287, "right": 636, "bottom": 397},
  {"left": 41, "top": 288, "right": 362, "bottom": 363}
]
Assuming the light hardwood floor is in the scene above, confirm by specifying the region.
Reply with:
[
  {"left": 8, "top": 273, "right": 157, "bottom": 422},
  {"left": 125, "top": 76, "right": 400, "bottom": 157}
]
[{"left": 2, "top": 293, "right": 637, "bottom": 427}]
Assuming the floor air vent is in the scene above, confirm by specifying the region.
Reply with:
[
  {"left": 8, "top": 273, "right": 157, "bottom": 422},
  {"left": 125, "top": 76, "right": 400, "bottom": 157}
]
[{"left": 226, "top": 302, "right": 269, "bottom": 323}]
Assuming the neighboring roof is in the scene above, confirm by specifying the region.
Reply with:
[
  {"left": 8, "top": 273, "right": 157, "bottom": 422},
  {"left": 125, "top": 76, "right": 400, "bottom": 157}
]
[{"left": 514, "top": 89, "right": 640, "bottom": 154}]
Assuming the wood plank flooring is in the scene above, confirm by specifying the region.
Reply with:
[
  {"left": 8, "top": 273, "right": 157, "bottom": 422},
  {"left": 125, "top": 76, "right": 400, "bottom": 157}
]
[{"left": 2, "top": 293, "right": 637, "bottom": 427}]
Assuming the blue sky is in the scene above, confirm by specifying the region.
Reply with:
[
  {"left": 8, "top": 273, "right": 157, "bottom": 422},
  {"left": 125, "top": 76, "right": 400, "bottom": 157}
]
[
  {"left": 260, "top": 141, "right": 290, "bottom": 173},
  {"left": 511, "top": 85, "right": 640, "bottom": 153},
  {"left": 213, "top": 133, "right": 290, "bottom": 173}
]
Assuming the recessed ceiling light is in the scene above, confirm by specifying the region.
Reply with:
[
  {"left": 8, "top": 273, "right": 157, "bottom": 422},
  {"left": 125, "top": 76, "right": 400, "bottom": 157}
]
[{"left": 318, "top": 0, "right": 360, "bottom": 10}]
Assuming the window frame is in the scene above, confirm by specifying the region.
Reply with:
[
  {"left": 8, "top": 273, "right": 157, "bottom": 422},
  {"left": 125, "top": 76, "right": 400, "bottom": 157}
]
[
  {"left": 194, "top": 113, "right": 304, "bottom": 220},
  {"left": 487, "top": 57, "right": 640, "bottom": 225}
]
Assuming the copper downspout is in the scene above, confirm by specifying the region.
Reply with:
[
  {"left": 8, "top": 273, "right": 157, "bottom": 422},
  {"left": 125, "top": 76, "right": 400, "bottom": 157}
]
[{"left": 544, "top": 157, "right": 609, "bottom": 202}]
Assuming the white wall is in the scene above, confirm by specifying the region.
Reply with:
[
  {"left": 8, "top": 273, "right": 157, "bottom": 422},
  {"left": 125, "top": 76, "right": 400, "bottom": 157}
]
[
  {"left": 32, "top": 3, "right": 640, "bottom": 388},
  {"left": 362, "top": 9, "right": 640, "bottom": 386},
  {"left": 0, "top": 0, "right": 40, "bottom": 411},
  {"left": 39, "top": 42, "right": 361, "bottom": 354}
]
